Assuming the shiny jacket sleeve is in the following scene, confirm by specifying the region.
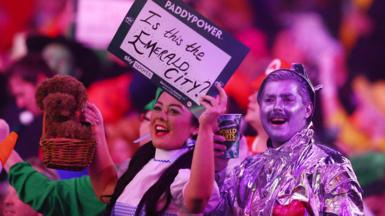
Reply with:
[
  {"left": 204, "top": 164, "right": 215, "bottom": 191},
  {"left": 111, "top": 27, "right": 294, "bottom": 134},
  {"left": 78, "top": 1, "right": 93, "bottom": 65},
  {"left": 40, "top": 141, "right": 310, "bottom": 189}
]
[{"left": 315, "top": 157, "right": 364, "bottom": 215}]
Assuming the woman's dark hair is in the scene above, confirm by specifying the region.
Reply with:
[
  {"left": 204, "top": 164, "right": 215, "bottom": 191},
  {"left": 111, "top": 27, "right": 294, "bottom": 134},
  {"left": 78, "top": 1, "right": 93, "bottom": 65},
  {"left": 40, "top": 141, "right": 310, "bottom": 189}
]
[
  {"left": 106, "top": 142, "right": 193, "bottom": 215},
  {"left": 6, "top": 53, "right": 55, "bottom": 84},
  {"left": 191, "top": 115, "right": 199, "bottom": 128}
]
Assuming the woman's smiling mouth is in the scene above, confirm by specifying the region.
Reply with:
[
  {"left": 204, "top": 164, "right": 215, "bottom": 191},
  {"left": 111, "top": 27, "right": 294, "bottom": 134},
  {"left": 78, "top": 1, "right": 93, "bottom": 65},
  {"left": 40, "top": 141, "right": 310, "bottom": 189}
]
[{"left": 154, "top": 124, "right": 170, "bottom": 136}]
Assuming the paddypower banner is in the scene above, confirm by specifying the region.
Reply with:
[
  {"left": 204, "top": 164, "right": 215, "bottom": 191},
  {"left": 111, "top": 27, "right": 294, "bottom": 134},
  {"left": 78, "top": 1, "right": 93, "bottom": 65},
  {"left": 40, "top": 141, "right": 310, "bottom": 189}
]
[{"left": 108, "top": 0, "right": 249, "bottom": 115}]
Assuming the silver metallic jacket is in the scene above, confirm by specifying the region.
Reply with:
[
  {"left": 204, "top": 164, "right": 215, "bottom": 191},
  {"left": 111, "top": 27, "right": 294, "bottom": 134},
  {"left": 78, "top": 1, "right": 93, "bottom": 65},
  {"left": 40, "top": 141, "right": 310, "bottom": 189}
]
[{"left": 210, "top": 128, "right": 363, "bottom": 215}]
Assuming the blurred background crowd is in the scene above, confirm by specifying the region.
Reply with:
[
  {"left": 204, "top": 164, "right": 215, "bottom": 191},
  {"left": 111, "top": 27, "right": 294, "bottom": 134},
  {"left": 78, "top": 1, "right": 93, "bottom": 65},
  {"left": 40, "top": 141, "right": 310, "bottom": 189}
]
[{"left": 0, "top": 0, "right": 384, "bottom": 215}]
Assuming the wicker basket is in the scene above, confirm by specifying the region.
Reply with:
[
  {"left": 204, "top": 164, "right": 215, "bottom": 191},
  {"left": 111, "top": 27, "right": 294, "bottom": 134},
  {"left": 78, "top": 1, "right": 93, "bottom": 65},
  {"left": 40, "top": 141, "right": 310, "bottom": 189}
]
[
  {"left": 40, "top": 114, "right": 96, "bottom": 170},
  {"left": 40, "top": 138, "right": 96, "bottom": 170}
]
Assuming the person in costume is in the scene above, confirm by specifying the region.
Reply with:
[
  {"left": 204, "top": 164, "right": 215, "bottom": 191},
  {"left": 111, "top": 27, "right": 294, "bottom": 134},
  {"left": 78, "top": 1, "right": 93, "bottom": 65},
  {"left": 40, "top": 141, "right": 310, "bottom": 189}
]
[
  {"left": 207, "top": 63, "right": 364, "bottom": 215},
  {"left": 85, "top": 83, "right": 227, "bottom": 215},
  {"left": 1, "top": 117, "right": 106, "bottom": 216},
  {"left": 1, "top": 82, "right": 227, "bottom": 215}
]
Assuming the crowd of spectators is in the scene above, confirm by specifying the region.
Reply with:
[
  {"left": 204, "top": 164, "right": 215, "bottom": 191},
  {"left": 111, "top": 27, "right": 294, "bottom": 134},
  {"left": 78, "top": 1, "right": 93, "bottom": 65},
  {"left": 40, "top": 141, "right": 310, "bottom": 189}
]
[{"left": 1, "top": 0, "right": 384, "bottom": 215}]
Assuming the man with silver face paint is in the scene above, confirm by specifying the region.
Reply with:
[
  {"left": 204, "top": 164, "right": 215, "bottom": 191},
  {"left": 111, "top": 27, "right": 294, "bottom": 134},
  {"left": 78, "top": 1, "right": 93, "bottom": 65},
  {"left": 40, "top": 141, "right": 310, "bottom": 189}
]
[{"left": 209, "top": 64, "right": 363, "bottom": 215}]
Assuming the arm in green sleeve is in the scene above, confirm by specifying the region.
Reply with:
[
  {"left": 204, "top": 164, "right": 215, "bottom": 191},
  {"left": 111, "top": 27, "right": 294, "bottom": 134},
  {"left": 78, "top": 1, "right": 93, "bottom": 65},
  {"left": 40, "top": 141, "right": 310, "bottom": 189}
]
[{"left": 8, "top": 162, "right": 106, "bottom": 216}]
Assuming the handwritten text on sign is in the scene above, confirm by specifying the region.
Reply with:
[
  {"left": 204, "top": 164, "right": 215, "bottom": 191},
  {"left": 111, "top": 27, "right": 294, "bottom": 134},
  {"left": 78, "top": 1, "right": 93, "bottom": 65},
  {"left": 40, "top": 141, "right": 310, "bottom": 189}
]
[{"left": 120, "top": 0, "right": 231, "bottom": 104}]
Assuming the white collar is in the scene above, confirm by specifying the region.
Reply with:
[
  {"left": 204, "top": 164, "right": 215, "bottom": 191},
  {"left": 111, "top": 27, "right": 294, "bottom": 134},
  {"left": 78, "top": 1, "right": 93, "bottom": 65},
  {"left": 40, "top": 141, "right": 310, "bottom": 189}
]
[{"left": 153, "top": 147, "right": 189, "bottom": 163}]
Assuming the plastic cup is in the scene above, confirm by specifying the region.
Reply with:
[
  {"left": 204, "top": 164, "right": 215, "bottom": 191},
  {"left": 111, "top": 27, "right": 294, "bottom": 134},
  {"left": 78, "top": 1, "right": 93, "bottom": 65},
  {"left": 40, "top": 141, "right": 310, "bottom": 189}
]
[{"left": 217, "top": 114, "right": 242, "bottom": 158}]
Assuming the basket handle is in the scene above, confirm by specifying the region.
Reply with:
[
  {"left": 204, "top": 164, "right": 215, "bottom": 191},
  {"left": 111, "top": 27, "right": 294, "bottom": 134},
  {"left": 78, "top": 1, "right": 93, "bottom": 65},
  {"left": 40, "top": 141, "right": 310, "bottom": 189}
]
[{"left": 41, "top": 112, "right": 46, "bottom": 138}]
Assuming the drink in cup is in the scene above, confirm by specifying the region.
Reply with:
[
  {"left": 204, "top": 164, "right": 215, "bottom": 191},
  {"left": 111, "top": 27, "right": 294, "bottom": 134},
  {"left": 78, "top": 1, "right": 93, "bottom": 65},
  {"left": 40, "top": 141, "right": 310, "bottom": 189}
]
[{"left": 217, "top": 114, "right": 242, "bottom": 158}]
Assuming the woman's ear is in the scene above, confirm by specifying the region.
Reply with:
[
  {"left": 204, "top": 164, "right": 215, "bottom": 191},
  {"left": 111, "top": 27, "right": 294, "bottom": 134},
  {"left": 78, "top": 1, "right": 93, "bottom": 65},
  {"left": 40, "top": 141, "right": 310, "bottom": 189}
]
[{"left": 191, "top": 128, "right": 198, "bottom": 137}]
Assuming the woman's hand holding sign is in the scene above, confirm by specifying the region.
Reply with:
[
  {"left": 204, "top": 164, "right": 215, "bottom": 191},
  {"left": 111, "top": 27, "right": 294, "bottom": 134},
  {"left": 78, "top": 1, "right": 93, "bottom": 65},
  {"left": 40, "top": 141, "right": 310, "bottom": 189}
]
[{"left": 184, "top": 82, "right": 227, "bottom": 213}]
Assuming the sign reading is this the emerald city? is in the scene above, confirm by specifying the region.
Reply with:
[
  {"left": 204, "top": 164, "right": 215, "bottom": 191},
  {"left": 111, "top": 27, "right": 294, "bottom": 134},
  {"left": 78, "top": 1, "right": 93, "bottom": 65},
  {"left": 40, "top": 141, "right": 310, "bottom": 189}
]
[{"left": 108, "top": 0, "right": 249, "bottom": 117}]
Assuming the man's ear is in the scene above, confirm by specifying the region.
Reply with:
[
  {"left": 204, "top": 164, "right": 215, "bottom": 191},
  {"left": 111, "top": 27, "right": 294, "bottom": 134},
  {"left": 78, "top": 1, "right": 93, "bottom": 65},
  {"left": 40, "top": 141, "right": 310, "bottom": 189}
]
[{"left": 305, "top": 104, "right": 313, "bottom": 118}]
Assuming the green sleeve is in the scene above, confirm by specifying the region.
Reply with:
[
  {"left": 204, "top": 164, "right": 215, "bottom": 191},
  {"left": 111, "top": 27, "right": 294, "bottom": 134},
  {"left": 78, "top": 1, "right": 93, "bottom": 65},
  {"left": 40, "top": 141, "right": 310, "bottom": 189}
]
[{"left": 8, "top": 162, "right": 106, "bottom": 216}]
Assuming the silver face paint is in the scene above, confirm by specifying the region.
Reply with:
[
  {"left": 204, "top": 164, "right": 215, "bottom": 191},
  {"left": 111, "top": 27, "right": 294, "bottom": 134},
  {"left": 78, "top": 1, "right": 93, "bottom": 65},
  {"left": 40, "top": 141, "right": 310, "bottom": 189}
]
[{"left": 259, "top": 80, "right": 310, "bottom": 147}]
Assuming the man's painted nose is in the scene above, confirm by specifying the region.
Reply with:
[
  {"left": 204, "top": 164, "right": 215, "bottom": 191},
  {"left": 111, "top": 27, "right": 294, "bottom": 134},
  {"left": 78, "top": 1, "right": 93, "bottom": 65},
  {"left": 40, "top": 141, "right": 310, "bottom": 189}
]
[{"left": 273, "top": 99, "right": 284, "bottom": 111}]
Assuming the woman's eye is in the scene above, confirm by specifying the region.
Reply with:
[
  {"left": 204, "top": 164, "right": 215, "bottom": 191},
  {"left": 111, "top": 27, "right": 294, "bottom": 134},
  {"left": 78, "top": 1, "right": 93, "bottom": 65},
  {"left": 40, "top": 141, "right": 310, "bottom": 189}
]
[
  {"left": 153, "top": 105, "right": 162, "bottom": 111},
  {"left": 168, "top": 108, "right": 180, "bottom": 115}
]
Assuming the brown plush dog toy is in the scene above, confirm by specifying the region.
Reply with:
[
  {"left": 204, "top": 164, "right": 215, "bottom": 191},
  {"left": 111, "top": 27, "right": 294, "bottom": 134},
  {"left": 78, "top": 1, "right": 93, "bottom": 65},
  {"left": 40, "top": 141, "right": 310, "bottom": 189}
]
[{"left": 35, "top": 75, "right": 92, "bottom": 140}]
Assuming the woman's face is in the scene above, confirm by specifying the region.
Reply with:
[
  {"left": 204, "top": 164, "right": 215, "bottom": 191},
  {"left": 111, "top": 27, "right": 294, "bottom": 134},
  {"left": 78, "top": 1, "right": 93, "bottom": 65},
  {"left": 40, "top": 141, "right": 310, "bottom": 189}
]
[
  {"left": 150, "top": 93, "right": 197, "bottom": 150},
  {"left": 9, "top": 76, "right": 40, "bottom": 115},
  {"left": 245, "top": 91, "right": 263, "bottom": 129}
]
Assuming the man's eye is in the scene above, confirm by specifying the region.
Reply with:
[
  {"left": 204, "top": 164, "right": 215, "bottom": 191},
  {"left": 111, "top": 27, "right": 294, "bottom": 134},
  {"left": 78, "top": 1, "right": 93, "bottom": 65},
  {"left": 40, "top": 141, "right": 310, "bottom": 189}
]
[
  {"left": 283, "top": 97, "right": 295, "bottom": 103},
  {"left": 263, "top": 98, "right": 274, "bottom": 103}
]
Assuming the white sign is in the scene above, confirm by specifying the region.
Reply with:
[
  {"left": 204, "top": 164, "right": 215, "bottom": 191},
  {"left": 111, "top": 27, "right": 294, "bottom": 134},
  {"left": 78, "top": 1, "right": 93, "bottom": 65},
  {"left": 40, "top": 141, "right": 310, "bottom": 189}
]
[
  {"left": 109, "top": 0, "right": 249, "bottom": 113},
  {"left": 120, "top": 0, "right": 231, "bottom": 104}
]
